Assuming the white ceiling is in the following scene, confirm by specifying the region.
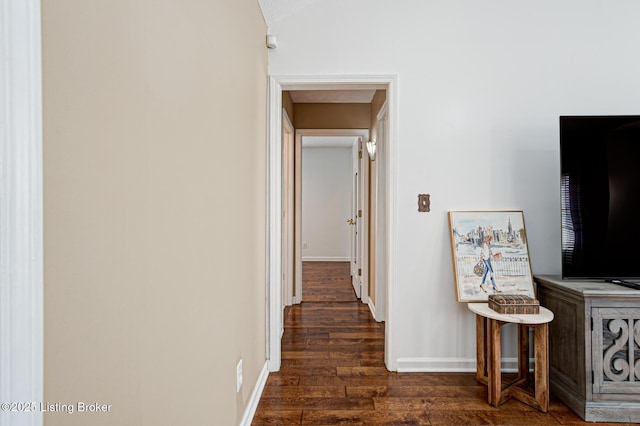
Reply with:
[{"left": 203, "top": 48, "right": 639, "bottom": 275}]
[
  {"left": 302, "top": 136, "right": 359, "bottom": 148},
  {"left": 289, "top": 90, "right": 376, "bottom": 104},
  {"left": 257, "top": 2, "right": 379, "bottom": 104},
  {"left": 257, "top": 0, "right": 319, "bottom": 29}
]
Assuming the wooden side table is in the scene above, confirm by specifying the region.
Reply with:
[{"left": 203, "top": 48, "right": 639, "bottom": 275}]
[{"left": 468, "top": 303, "right": 554, "bottom": 412}]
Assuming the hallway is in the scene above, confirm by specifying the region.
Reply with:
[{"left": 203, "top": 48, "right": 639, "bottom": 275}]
[{"left": 252, "top": 262, "right": 607, "bottom": 425}]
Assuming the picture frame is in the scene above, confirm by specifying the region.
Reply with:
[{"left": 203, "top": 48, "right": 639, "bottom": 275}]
[{"left": 448, "top": 210, "right": 535, "bottom": 303}]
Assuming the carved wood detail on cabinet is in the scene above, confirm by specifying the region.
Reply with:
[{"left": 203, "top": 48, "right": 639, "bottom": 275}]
[{"left": 592, "top": 308, "right": 640, "bottom": 395}]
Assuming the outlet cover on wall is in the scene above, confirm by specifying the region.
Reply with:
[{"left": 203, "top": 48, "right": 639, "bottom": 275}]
[
  {"left": 236, "top": 359, "right": 243, "bottom": 392},
  {"left": 303, "top": 242, "right": 308, "bottom": 249}
]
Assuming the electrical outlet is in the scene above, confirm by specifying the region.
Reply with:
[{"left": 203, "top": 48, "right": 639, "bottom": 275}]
[
  {"left": 236, "top": 359, "right": 243, "bottom": 392},
  {"left": 303, "top": 242, "right": 308, "bottom": 249}
]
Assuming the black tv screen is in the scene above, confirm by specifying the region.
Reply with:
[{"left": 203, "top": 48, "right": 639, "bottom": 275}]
[{"left": 561, "top": 115, "right": 640, "bottom": 279}]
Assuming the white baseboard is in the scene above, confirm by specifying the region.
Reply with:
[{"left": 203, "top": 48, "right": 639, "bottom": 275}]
[
  {"left": 396, "top": 357, "right": 533, "bottom": 373},
  {"left": 368, "top": 298, "right": 383, "bottom": 322},
  {"left": 302, "top": 256, "right": 350, "bottom": 262},
  {"left": 239, "top": 361, "right": 269, "bottom": 426}
]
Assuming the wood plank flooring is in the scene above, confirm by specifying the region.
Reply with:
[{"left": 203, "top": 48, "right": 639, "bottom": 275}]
[
  {"left": 252, "top": 261, "right": 632, "bottom": 425},
  {"left": 302, "top": 261, "right": 357, "bottom": 302}
]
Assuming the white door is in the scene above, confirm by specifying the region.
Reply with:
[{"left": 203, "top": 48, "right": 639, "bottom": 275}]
[
  {"left": 375, "top": 105, "right": 388, "bottom": 320},
  {"left": 282, "top": 110, "right": 295, "bottom": 334},
  {"left": 351, "top": 138, "right": 363, "bottom": 298}
]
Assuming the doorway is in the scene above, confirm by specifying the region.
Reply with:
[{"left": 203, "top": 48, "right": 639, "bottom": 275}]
[
  {"left": 293, "top": 130, "right": 370, "bottom": 306},
  {"left": 266, "top": 76, "right": 398, "bottom": 372}
]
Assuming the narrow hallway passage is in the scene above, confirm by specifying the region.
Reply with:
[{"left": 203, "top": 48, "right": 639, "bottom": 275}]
[{"left": 252, "top": 262, "right": 596, "bottom": 425}]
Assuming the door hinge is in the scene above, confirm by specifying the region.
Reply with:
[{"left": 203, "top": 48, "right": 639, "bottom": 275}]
[
  {"left": 358, "top": 210, "right": 362, "bottom": 217},
  {"left": 358, "top": 150, "right": 362, "bottom": 159},
  {"left": 358, "top": 268, "right": 362, "bottom": 276}
]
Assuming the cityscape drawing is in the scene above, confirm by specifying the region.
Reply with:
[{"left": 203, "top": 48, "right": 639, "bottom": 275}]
[{"left": 448, "top": 211, "right": 535, "bottom": 302}]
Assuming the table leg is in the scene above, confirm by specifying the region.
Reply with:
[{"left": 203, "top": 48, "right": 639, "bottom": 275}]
[
  {"left": 476, "top": 315, "right": 487, "bottom": 384},
  {"left": 534, "top": 323, "right": 550, "bottom": 412},
  {"left": 488, "top": 318, "right": 502, "bottom": 407},
  {"left": 518, "top": 324, "right": 529, "bottom": 385}
]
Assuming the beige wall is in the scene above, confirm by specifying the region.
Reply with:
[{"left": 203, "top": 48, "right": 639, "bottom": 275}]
[
  {"left": 293, "top": 103, "right": 370, "bottom": 129},
  {"left": 368, "top": 90, "right": 386, "bottom": 304},
  {"left": 42, "top": 1, "right": 267, "bottom": 425}
]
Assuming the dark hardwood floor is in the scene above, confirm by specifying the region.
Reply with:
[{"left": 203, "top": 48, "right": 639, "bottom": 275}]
[
  {"left": 252, "top": 261, "right": 630, "bottom": 425},
  {"left": 302, "top": 261, "right": 357, "bottom": 302}
]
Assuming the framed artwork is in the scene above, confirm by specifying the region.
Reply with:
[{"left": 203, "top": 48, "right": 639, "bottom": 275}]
[{"left": 448, "top": 210, "right": 535, "bottom": 303}]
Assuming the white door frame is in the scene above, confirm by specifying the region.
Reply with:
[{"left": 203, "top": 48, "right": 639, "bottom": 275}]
[
  {"left": 0, "top": 1, "right": 44, "bottom": 425},
  {"left": 295, "top": 129, "right": 369, "bottom": 304},
  {"left": 282, "top": 109, "right": 295, "bottom": 309},
  {"left": 266, "top": 75, "right": 398, "bottom": 371}
]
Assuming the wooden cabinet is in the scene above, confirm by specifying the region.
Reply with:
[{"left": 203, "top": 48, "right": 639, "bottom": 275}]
[{"left": 535, "top": 275, "right": 640, "bottom": 422}]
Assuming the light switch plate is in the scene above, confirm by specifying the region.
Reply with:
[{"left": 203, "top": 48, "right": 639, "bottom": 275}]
[{"left": 418, "top": 194, "right": 430, "bottom": 212}]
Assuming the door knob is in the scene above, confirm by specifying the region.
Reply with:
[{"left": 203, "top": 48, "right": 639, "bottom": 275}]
[{"left": 347, "top": 219, "right": 356, "bottom": 225}]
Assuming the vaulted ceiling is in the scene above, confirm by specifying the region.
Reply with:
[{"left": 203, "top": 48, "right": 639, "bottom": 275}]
[{"left": 257, "top": 0, "right": 319, "bottom": 29}]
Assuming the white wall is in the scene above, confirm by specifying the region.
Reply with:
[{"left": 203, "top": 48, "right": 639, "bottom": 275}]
[
  {"left": 302, "top": 146, "right": 352, "bottom": 261},
  {"left": 269, "top": 0, "right": 640, "bottom": 370}
]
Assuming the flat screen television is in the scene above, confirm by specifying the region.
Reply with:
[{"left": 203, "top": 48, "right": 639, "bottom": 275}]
[{"left": 561, "top": 115, "right": 640, "bottom": 280}]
